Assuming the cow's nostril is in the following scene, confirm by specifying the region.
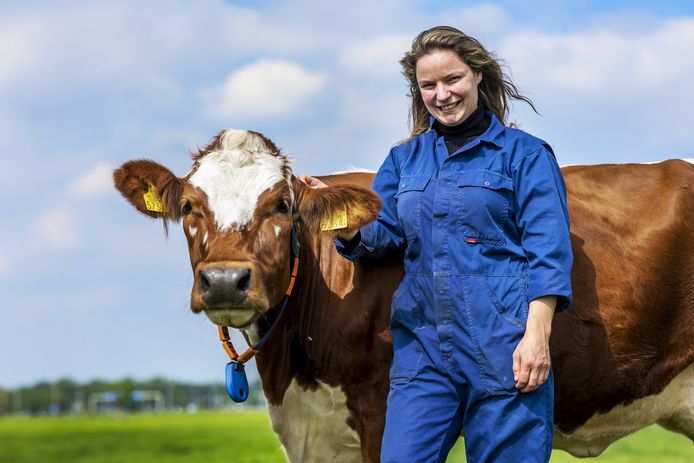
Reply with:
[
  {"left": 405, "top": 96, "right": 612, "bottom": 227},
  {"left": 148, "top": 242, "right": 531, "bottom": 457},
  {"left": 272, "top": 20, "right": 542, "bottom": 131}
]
[
  {"left": 237, "top": 269, "right": 251, "bottom": 292},
  {"left": 199, "top": 270, "right": 211, "bottom": 292}
]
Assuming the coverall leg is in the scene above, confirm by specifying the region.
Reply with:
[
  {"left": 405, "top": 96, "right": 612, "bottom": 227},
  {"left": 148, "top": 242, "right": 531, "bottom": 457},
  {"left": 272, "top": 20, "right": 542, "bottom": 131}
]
[
  {"left": 380, "top": 361, "right": 465, "bottom": 463},
  {"left": 381, "top": 362, "right": 554, "bottom": 463}
]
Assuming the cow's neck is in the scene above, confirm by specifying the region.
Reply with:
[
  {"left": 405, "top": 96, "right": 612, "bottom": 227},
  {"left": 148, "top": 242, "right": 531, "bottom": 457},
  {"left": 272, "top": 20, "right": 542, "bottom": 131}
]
[{"left": 253, "top": 228, "right": 383, "bottom": 406}]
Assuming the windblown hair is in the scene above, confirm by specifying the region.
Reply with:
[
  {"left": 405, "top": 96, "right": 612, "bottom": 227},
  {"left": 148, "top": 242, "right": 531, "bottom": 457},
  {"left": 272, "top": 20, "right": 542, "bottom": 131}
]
[{"left": 400, "top": 25, "right": 537, "bottom": 137}]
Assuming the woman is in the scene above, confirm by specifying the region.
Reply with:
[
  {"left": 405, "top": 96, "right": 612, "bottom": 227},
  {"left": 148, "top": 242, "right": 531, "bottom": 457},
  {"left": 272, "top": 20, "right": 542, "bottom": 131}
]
[{"left": 307, "top": 26, "right": 572, "bottom": 462}]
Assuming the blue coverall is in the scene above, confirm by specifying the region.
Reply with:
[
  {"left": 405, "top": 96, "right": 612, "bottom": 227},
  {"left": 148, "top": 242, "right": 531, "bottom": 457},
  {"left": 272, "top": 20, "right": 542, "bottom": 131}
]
[{"left": 336, "top": 113, "right": 573, "bottom": 462}]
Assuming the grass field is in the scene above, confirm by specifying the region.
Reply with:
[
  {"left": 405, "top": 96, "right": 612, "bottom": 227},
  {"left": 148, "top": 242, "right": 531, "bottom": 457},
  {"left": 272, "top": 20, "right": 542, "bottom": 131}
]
[{"left": 0, "top": 410, "right": 691, "bottom": 462}]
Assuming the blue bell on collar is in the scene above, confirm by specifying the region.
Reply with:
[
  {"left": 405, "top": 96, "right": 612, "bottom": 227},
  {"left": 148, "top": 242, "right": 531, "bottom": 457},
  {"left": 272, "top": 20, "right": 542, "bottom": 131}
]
[{"left": 225, "top": 360, "right": 249, "bottom": 403}]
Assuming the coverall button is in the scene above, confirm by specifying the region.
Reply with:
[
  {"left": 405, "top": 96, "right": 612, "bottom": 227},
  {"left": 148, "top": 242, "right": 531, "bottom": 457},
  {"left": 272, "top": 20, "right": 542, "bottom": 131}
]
[{"left": 484, "top": 181, "right": 490, "bottom": 186}]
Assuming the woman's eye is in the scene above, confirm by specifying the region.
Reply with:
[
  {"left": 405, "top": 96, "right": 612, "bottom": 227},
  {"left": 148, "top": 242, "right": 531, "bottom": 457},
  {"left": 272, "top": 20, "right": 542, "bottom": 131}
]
[
  {"left": 276, "top": 199, "right": 289, "bottom": 214},
  {"left": 181, "top": 202, "right": 193, "bottom": 216}
]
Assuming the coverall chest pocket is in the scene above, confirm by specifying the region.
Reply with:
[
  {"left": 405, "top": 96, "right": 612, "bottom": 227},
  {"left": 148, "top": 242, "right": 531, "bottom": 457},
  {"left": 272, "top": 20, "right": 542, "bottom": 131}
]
[
  {"left": 457, "top": 172, "right": 514, "bottom": 245},
  {"left": 396, "top": 175, "right": 431, "bottom": 240}
]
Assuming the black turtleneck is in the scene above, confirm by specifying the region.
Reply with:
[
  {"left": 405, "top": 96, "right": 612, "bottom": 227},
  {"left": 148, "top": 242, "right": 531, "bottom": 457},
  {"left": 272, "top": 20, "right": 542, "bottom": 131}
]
[{"left": 434, "top": 103, "right": 491, "bottom": 155}]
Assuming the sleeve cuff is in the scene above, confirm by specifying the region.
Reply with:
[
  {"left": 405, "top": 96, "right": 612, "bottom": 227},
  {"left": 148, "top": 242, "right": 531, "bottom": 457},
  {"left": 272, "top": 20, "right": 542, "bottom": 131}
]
[
  {"left": 333, "top": 221, "right": 381, "bottom": 260},
  {"left": 527, "top": 270, "right": 573, "bottom": 313}
]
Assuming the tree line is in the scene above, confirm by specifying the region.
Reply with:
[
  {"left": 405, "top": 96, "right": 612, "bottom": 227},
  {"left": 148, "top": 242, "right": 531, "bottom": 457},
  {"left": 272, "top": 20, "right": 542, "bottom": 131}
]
[{"left": 0, "top": 377, "right": 265, "bottom": 415}]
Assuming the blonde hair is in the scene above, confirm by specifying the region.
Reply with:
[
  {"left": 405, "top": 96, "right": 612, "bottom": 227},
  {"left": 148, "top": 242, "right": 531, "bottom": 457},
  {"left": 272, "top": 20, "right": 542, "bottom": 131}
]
[{"left": 400, "top": 26, "right": 537, "bottom": 137}]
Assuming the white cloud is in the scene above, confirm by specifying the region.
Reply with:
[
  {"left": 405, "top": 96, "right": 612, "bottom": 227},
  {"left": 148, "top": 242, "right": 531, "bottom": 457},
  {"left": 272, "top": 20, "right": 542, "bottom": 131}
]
[
  {"left": 203, "top": 59, "right": 328, "bottom": 120},
  {"left": 32, "top": 207, "right": 81, "bottom": 250},
  {"left": 0, "top": 2, "right": 325, "bottom": 97},
  {"left": 339, "top": 34, "right": 411, "bottom": 77},
  {"left": 500, "top": 18, "right": 694, "bottom": 95},
  {"left": 69, "top": 162, "right": 113, "bottom": 196}
]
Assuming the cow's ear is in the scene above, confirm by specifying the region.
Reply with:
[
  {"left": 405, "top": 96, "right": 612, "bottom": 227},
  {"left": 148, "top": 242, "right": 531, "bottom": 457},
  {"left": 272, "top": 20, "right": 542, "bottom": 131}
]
[
  {"left": 113, "top": 159, "right": 183, "bottom": 223},
  {"left": 292, "top": 177, "right": 382, "bottom": 234}
]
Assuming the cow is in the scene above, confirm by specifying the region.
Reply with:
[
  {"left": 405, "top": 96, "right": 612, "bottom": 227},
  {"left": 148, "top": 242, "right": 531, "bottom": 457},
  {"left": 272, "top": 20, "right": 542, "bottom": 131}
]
[{"left": 113, "top": 129, "right": 694, "bottom": 462}]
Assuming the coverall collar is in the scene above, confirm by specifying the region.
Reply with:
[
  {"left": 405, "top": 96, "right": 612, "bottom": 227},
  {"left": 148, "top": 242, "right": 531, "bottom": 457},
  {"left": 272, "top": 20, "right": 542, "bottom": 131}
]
[{"left": 429, "top": 111, "right": 505, "bottom": 149}]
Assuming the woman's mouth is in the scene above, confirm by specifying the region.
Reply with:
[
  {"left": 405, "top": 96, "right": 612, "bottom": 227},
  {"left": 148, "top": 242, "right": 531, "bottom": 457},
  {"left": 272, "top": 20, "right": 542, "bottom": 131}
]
[{"left": 439, "top": 101, "right": 460, "bottom": 111}]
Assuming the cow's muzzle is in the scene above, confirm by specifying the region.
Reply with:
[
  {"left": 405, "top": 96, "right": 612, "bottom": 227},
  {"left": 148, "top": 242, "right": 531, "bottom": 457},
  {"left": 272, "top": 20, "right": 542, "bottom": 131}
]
[{"left": 198, "top": 266, "right": 252, "bottom": 307}]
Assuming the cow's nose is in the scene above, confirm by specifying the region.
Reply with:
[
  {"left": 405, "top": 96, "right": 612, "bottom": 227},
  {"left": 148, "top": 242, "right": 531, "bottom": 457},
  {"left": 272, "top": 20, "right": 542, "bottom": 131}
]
[{"left": 198, "top": 267, "right": 251, "bottom": 307}]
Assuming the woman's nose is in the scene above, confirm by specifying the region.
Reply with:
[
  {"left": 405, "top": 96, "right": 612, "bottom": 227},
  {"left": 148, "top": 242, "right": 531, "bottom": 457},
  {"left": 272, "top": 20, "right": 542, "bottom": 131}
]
[{"left": 435, "top": 84, "right": 450, "bottom": 101}]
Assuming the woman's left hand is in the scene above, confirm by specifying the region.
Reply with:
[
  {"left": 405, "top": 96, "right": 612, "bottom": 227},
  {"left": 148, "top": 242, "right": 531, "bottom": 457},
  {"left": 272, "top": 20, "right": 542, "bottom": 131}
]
[{"left": 513, "top": 296, "right": 556, "bottom": 393}]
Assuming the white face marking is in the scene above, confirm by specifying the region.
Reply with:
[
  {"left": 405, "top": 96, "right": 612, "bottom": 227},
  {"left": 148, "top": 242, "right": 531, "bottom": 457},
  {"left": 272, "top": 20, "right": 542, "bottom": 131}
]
[
  {"left": 189, "top": 130, "right": 290, "bottom": 230},
  {"left": 274, "top": 225, "right": 281, "bottom": 237},
  {"left": 553, "top": 364, "right": 694, "bottom": 457},
  {"left": 188, "top": 226, "right": 197, "bottom": 237},
  {"left": 267, "top": 380, "right": 361, "bottom": 463},
  {"left": 202, "top": 231, "right": 208, "bottom": 245}
]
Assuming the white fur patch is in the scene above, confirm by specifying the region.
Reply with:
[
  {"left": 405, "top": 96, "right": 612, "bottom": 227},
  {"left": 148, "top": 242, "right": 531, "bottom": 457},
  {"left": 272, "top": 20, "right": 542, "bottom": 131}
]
[
  {"left": 202, "top": 232, "right": 208, "bottom": 245},
  {"left": 554, "top": 364, "right": 694, "bottom": 457},
  {"left": 274, "top": 225, "right": 282, "bottom": 237},
  {"left": 267, "top": 380, "right": 361, "bottom": 463},
  {"left": 189, "top": 130, "right": 289, "bottom": 230},
  {"left": 189, "top": 226, "right": 197, "bottom": 237}
]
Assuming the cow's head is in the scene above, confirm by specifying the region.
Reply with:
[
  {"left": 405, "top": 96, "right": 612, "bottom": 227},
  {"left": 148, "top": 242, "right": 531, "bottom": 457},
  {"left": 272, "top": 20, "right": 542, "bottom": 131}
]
[{"left": 114, "top": 129, "right": 380, "bottom": 328}]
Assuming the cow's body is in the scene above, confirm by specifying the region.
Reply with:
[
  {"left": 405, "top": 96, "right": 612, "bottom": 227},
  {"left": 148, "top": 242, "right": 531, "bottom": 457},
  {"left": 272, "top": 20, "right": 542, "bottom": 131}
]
[
  {"left": 551, "top": 161, "right": 694, "bottom": 456},
  {"left": 114, "top": 131, "right": 693, "bottom": 462}
]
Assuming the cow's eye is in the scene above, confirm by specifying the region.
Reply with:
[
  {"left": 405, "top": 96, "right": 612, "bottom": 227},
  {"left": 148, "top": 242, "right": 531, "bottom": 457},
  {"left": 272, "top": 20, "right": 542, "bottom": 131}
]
[
  {"left": 181, "top": 202, "right": 193, "bottom": 216},
  {"left": 276, "top": 199, "right": 290, "bottom": 214}
]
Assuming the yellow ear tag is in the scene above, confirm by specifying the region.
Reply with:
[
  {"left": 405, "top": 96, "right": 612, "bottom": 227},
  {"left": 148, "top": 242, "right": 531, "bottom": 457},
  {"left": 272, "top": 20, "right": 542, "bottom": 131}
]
[
  {"left": 143, "top": 184, "right": 164, "bottom": 212},
  {"left": 320, "top": 208, "right": 348, "bottom": 231}
]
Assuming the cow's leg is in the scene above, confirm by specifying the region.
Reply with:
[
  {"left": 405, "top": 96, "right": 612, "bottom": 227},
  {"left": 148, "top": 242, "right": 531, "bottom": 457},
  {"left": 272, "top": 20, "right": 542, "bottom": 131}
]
[
  {"left": 344, "top": 381, "right": 389, "bottom": 463},
  {"left": 658, "top": 415, "right": 694, "bottom": 441},
  {"left": 657, "top": 364, "right": 694, "bottom": 442}
]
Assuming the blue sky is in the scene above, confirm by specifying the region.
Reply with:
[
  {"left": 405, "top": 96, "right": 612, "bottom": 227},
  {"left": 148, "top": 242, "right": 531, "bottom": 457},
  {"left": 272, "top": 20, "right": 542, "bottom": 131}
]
[{"left": 2, "top": 0, "right": 693, "bottom": 388}]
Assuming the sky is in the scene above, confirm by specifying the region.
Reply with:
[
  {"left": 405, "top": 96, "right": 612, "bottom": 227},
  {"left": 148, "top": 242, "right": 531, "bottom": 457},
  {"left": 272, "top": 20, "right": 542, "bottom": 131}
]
[{"left": 2, "top": 0, "right": 693, "bottom": 388}]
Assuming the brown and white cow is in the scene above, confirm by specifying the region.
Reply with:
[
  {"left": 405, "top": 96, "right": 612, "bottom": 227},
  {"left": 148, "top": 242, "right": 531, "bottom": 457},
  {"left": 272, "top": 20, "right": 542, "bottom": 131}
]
[{"left": 114, "top": 129, "right": 693, "bottom": 462}]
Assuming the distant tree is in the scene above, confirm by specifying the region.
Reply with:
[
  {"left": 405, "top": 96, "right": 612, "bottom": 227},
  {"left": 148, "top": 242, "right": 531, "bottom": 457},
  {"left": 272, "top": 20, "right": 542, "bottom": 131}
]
[
  {"left": 113, "top": 378, "right": 136, "bottom": 411},
  {"left": 0, "top": 388, "right": 10, "bottom": 415},
  {"left": 22, "top": 382, "right": 51, "bottom": 414},
  {"left": 55, "top": 378, "right": 79, "bottom": 414}
]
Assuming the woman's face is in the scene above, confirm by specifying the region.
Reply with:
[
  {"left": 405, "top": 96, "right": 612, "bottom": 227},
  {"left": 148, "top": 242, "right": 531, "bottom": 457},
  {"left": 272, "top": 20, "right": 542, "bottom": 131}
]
[{"left": 416, "top": 49, "right": 482, "bottom": 127}]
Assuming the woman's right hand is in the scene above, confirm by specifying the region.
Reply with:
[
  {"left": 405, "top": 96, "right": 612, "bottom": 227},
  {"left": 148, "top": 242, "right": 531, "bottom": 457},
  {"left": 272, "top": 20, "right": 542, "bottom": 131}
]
[
  {"left": 299, "top": 174, "right": 359, "bottom": 241},
  {"left": 299, "top": 174, "right": 328, "bottom": 189}
]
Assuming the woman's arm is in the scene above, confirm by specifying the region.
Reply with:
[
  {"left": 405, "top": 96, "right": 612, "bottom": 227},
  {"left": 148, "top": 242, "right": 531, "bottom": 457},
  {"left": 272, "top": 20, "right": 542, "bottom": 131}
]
[{"left": 511, "top": 146, "right": 573, "bottom": 392}]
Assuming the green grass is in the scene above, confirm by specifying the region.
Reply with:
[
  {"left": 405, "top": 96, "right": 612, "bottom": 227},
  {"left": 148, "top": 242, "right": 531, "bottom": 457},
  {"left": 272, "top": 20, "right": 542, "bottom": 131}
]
[
  {"left": 0, "top": 410, "right": 690, "bottom": 462},
  {"left": 449, "top": 424, "right": 693, "bottom": 462},
  {"left": 0, "top": 410, "right": 285, "bottom": 463}
]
